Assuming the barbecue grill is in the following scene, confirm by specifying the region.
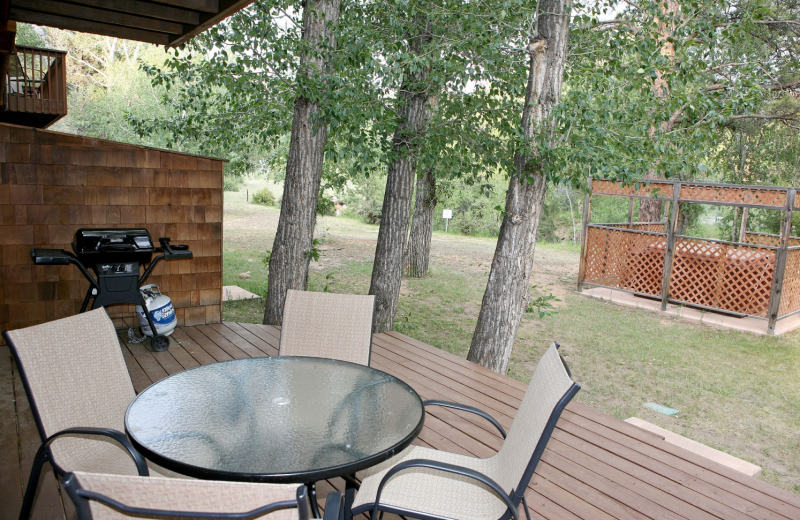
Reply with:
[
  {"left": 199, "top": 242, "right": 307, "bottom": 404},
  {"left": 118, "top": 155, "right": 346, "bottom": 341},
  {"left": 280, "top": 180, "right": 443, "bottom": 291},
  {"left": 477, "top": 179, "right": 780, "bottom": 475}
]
[{"left": 31, "top": 228, "right": 193, "bottom": 352}]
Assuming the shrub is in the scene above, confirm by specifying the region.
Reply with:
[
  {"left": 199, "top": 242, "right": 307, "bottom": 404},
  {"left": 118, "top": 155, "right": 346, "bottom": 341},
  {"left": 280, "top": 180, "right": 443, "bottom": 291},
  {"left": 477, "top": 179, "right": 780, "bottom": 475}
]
[
  {"left": 317, "top": 196, "right": 336, "bottom": 216},
  {"left": 342, "top": 174, "right": 386, "bottom": 224},
  {"left": 223, "top": 176, "right": 241, "bottom": 192},
  {"left": 251, "top": 187, "right": 276, "bottom": 206}
]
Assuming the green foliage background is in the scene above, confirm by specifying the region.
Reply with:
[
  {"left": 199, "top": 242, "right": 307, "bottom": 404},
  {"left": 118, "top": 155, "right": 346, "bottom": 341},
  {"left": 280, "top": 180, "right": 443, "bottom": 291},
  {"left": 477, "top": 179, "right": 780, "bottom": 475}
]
[{"left": 22, "top": 0, "right": 799, "bottom": 243}]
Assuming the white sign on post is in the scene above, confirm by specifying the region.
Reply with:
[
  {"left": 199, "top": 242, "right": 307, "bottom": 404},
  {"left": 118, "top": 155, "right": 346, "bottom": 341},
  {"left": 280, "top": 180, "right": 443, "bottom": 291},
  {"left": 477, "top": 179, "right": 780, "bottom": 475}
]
[{"left": 442, "top": 209, "right": 453, "bottom": 233}]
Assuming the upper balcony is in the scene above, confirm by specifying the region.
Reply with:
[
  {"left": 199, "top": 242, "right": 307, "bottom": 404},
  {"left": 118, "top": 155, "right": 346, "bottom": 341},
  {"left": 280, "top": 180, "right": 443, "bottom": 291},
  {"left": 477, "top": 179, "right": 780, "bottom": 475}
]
[{"left": 1, "top": 45, "right": 67, "bottom": 129}]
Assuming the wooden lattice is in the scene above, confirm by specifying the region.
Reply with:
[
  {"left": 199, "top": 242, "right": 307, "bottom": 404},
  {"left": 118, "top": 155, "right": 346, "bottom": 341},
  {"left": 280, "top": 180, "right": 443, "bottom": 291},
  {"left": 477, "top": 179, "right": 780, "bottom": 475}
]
[
  {"left": 669, "top": 239, "right": 775, "bottom": 317},
  {"left": 632, "top": 223, "right": 667, "bottom": 233},
  {"left": 592, "top": 180, "right": 674, "bottom": 199},
  {"left": 744, "top": 233, "right": 800, "bottom": 248},
  {"left": 600, "top": 223, "right": 667, "bottom": 233},
  {"left": 584, "top": 227, "right": 666, "bottom": 296},
  {"left": 779, "top": 249, "right": 800, "bottom": 317},
  {"left": 745, "top": 233, "right": 781, "bottom": 247},
  {"left": 679, "top": 185, "right": 786, "bottom": 207}
]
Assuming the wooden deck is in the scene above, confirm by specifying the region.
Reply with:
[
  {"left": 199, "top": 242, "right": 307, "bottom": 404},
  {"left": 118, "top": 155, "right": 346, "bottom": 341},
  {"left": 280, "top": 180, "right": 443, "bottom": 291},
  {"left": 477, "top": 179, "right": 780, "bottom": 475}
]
[{"left": 2, "top": 322, "right": 799, "bottom": 520}]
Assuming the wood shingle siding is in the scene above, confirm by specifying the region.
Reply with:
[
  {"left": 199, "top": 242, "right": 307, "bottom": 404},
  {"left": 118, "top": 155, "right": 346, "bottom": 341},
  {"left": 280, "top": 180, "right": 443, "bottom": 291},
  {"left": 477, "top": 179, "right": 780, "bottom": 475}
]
[{"left": 0, "top": 123, "right": 224, "bottom": 340}]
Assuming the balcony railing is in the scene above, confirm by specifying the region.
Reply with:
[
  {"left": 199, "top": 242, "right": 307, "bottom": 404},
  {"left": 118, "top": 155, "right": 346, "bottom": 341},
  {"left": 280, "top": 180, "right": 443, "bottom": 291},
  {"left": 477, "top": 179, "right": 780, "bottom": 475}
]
[{"left": 1, "top": 46, "right": 67, "bottom": 128}]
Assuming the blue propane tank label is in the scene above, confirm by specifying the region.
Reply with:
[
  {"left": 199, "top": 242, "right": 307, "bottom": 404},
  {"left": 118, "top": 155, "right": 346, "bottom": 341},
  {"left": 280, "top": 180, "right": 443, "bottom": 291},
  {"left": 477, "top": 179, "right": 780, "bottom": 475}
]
[{"left": 150, "top": 301, "right": 175, "bottom": 325}]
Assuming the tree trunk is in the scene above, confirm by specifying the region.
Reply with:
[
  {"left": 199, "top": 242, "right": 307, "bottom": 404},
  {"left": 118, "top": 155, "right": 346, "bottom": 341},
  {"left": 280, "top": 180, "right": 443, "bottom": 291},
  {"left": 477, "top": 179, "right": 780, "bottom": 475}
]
[
  {"left": 639, "top": 193, "right": 663, "bottom": 222},
  {"left": 263, "top": 0, "right": 341, "bottom": 325},
  {"left": 369, "top": 18, "right": 434, "bottom": 332},
  {"left": 403, "top": 167, "right": 437, "bottom": 277},
  {"left": 467, "top": 0, "right": 572, "bottom": 374},
  {"left": 369, "top": 83, "right": 432, "bottom": 332},
  {"left": 640, "top": 0, "right": 679, "bottom": 223}
]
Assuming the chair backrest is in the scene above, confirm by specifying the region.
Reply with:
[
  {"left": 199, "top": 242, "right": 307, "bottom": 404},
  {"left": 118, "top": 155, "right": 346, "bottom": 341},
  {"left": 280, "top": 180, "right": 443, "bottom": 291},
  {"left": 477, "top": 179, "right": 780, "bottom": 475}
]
[
  {"left": 493, "top": 343, "right": 580, "bottom": 498},
  {"left": 279, "top": 290, "right": 375, "bottom": 366},
  {"left": 63, "top": 471, "right": 308, "bottom": 520},
  {"left": 3, "top": 308, "right": 136, "bottom": 471}
]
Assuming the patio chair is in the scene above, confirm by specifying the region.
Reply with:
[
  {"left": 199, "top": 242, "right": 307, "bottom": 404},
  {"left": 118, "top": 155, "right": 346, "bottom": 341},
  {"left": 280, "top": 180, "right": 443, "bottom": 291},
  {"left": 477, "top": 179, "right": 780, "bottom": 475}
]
[
  {"left": 349, "top": 342, "right": 580, "bottom": 520},
  {"left": 61, "top": 471, "right": 344, "bottom": 520},
  {"left": 3, "top": 308, "right": 178, "bottom": 520},
  {"left": 280, "top": 290, "right": 375, "bottom": 366},
  {"left": 279, "top": 289, "right": 375, "bottom": 515}
]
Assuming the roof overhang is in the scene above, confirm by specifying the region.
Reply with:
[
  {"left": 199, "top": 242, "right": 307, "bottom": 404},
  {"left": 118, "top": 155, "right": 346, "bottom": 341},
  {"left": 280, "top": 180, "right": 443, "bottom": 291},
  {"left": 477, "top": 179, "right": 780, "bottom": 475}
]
[{"left": 5, "top": 0, "right": 255, "bottom": 47}]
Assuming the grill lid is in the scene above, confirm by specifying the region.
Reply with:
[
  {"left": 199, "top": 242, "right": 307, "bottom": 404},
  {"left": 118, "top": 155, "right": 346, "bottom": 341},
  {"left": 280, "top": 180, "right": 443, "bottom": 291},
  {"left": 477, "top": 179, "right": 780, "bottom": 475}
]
[{"left": 72, "top": 228, "right": 156, "bottom": 264}]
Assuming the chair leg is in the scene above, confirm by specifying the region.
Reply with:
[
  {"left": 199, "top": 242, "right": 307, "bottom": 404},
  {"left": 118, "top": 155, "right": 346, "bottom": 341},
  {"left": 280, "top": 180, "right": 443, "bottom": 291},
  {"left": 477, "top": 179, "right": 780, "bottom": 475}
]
[
  {"left": 18, "top": 445, "right": 49, "bottom": 520},
  {"left": 521, "top": 495, "right": 532, "bottom": 520},
  {"left": 305, "top": 482, "right": 321, "bottom": 519},
  {"left": 343, "top": 480, "right": 356, "bottom": 520}
]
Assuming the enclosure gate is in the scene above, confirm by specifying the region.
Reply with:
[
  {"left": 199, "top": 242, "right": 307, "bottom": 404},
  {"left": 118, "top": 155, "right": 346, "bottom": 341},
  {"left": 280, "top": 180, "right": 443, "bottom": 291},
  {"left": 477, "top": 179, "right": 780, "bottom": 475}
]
[{"left": 577, "top": 179, "right": 800, "bottom": 334}]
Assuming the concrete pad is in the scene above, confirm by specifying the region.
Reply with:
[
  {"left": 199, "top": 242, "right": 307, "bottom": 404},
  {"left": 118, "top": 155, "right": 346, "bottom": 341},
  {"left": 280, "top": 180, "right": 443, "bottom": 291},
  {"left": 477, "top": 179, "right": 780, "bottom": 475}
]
[
  {"left": 625, "top": 417, "right": 762, "bottom": 478},
  {"left": 580, "top": 287, "right": 800, "bottom": 336},
  {"left": 222, "top": 286, "right": 261, "bottom": 302}
]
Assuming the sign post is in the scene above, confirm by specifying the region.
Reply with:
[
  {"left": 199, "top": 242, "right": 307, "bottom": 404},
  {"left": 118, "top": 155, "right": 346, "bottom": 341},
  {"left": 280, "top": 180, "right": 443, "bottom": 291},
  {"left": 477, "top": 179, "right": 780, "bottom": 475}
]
[{"left": 442, "top": 209, "right": 453, "bottom": 233}]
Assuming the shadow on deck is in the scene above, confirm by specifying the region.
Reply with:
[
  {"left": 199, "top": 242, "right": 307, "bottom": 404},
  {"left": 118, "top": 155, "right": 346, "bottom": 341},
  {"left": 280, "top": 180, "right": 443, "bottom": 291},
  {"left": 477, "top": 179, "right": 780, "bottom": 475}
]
[{"left": 2, "top": 322, "right": 799, "bottom": 519}]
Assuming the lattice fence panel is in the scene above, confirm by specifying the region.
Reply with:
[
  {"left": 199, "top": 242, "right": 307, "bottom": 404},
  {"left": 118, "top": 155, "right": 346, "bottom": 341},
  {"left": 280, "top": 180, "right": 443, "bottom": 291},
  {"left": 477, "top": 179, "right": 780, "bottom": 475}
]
[
  {"left": 745, "top": 233, "right": 781, "bottom": 247},
  {"left": 719, "top": 247, "right": 775, "bottom": 317},
  {"left": 743, "top": 233, "right": 800, "bottom": 247},
  {"left": 632, "top": 223, "right": 667, "bottom": 233},
  {"left": 779, "top": 249, "right": 800, "bottom": 317},
  {"left": 670, "top": 239, "right": 726, "bottom": 308},
  {"left": 670, "top": 238, "right": 775, "bottom": 317},
  {"left": 584, "top": 227, "right": 629, "bottom": 289},
  {"left": 584, "top": 227, "right": 665, "bottom": 296},
  {"left": 621, "top": 234, "right": 666, "bottom": 295},
  {"left": 597, "top": 223, "right": 666, "bottom": 233},
  {"left": 680, "top": 185, "right": 786, "bottom": 207},
  {"left": 592, "top": 180, "right": 674, "bottom": 199}
]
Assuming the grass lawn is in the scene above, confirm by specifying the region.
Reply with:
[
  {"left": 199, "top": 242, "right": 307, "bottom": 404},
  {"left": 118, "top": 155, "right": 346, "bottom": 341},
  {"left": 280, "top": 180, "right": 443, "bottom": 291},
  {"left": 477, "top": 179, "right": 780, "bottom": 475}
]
[{"left": 221, "top": 179, "right": 800, "bottom": 493}]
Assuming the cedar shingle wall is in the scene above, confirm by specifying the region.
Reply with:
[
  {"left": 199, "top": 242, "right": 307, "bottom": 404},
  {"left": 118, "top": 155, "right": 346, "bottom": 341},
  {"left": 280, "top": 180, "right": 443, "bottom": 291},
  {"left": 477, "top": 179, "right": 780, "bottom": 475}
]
[{"left": 0, "top": 123, "right": 224, "bottom": 341}]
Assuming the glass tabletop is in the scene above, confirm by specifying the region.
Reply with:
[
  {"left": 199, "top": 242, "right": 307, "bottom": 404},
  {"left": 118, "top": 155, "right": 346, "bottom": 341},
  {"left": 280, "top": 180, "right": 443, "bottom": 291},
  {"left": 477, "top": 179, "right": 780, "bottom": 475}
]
[{"left": 125, "top": 356, "right": 424, "bottom": 483}]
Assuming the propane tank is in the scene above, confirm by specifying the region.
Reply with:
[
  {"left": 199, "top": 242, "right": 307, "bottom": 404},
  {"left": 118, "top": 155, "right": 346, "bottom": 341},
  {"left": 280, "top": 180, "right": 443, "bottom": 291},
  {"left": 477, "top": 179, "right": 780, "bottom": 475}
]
[{"left": 135, "top": 284, "right": 176, "bottom": 337}]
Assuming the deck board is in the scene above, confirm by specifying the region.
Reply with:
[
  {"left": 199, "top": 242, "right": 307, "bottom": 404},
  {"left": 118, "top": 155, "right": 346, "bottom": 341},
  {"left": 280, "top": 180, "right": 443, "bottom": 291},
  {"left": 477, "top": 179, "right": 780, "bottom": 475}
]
[
  {"left": 0, "top": 347, "right": 23, "bottom": 520},
  {"left": 1, "top": 324, "right": 798, "bottom": 520}
]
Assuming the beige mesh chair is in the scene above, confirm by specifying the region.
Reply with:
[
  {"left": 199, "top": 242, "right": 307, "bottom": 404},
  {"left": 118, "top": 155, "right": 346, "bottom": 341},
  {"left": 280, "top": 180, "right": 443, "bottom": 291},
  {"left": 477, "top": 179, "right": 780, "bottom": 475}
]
[
  {"left": 349, "top": 343, "right": 580, "bottom": 520},
  {"left": 279, "top": 290, "right": 375, "bottom": 366},
  {"left": 2, "top": 308, "right": 176, "bottom": 520},
  {"left": 61, "top": 471, "right": 344, "bottom": 520}
]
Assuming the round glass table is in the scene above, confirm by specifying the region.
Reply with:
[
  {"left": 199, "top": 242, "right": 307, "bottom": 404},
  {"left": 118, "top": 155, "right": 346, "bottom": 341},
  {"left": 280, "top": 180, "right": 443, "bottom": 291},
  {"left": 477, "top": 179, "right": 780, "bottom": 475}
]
[{"left": 125, "top": 356, "right": 425, "bottom": 483}]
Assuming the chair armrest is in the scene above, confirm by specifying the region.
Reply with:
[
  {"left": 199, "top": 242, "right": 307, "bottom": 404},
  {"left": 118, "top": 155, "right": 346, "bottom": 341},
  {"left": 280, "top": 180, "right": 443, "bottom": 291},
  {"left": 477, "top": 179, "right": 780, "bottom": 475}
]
[
  {"left": 43, "top": 427, "right": 149, "bottom": 477},
  {"left": 372, "top": 458, "right": 519, "bottom": 520},
  {"left": 423, "top": 400, "right": 506, "bottom": 439},
  {"left": 70, "top": 487, "right": 300, "bottom": 519},
  {"left": 323, "top": 491, "right": 344, "bottom": 520}
]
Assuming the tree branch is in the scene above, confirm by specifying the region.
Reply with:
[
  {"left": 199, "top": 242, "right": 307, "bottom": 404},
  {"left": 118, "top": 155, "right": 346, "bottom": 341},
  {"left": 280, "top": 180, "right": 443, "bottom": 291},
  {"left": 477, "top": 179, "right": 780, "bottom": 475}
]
[
  {"left": 728, "top": 114, "right": 799, "bottom": 122},
  {"left": 768, "top": 79, "right": 800, "bottom": 91}
]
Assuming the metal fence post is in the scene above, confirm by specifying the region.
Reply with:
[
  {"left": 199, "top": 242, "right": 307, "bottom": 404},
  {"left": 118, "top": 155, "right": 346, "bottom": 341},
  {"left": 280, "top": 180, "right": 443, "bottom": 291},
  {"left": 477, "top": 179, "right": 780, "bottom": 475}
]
[
  {"left": 577, "top": 179, "right": 593, "bottom": 292},
  {"left": 660, "top": 183, "right": 681, "bottom": 311},
  {"left": 767, "top": 188, "right": 795, "bottom": 335}
]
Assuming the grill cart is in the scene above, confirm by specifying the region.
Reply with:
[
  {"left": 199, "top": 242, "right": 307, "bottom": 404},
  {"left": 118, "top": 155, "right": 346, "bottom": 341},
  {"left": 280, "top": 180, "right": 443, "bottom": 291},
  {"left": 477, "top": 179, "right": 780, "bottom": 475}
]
[{"left": 31, "top": 229, "right": 193, "bottom": 352}]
